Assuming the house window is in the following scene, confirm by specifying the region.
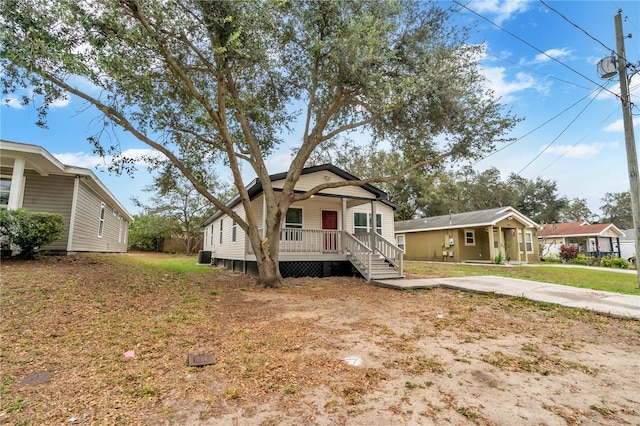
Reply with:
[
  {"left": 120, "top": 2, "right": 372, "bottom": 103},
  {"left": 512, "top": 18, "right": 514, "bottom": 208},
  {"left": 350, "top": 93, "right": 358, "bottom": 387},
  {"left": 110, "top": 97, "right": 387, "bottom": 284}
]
[
  {"left": 219, "top": 219, "right": 223, "bottom": 244},
  {"left": 353, "top": 212, "right": 382, "bottom": 234},
  {"left": 98, "top": 202, "right": 106, "bottom": 237},
  {"left": 118, "top": 217, "right": 123, "bottom": 243},
  {"left": 210, "top": 224, "right": 215, "bottom": 245},
  {"left": 232, "top": 220, "right": 237, "bottom": 243},
  {"left": 397, "top": 235, "right": 405, "bottom": 251},
  {"left": 282, "top": 207, "right": 303, "bottom": 241},
  {"left": 517, "top": 231, "right": 534, "bottom": 253},
  {"left": 464, "top": 229, "right": 475, "bottom": 246},
  {"left": 0, "top": 176, "right": 11, "bottom": 206}
]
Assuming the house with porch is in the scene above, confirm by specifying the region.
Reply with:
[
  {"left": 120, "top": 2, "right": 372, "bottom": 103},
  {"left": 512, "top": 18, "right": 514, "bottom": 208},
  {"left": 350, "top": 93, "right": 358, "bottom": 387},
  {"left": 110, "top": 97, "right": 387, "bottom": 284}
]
[
  {"left": 538, "top": 221, "right": 625, "bottom": 259},
  {"left": 201, "top": 164, "right": 403, "bottom": 281},
  {"left": 0, "top": 140, "right": 132, "bottom": 254},
  {"left": 395, "top": 206, "right": 540, "bottom": 263}
]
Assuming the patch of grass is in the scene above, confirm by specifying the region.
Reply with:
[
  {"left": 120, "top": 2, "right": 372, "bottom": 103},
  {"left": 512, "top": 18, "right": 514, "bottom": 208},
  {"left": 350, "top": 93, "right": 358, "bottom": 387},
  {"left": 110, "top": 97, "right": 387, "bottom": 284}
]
[
  {"left": 118, "top": 253, "right": 215, "bottom": 275},
  {"left": 404, "top": 261, "right": 640, "bottom": 295},
  {"left": 457, "top": 405, "right": 477, "bottom": 419},
  {"left": 1, "top": 397, "right": 26, "bottom": 413},
  {"left": 284, "top": 385, "right": 297, "bottom": 394},
  {"left": 590, "top": 403, "right": 617, "bottom": 417}
]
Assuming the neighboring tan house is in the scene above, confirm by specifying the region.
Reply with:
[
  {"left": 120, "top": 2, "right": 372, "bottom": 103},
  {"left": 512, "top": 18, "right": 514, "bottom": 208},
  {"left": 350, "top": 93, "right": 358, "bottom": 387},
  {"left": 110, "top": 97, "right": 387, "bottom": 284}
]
[
  {"left": 1, "top": 140, "right": 133, "bottom": 254},
  {"left": 395, "top": 206, "right": 540, "bottom": 263},
  {"left": 201, "top": 164, "right": 403, "bottom": 281},
  {"left": 538, "top": 221, "right": 624, "bottom": 259}
]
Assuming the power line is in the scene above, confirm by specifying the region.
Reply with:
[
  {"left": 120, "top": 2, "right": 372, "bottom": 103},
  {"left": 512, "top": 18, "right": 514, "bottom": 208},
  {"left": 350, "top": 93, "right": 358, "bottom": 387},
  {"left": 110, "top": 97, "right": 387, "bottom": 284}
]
[
  {"left": 540, "top": 0, "right": 636, "bottom": 71},
  {"left": 478, "top": 87, "right": 601, "bottom": 162},
  {"left": 453, "top": 0, "right": 620, "bottom": 100},
  {"left": 516, "top": 83, "right": 608, "bottom": 175},
  {"left": 533, "top": 106, "right": 619, "bottom": 177},
  {"left": 483, "top": 50, "right": 592, "bottom": 90}
]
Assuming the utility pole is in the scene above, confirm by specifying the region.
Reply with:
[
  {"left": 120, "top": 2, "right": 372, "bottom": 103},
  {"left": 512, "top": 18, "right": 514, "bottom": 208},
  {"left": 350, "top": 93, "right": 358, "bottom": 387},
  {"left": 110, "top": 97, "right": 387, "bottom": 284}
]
[{"left": 614, "top": 11, "right": 640, "bottom": 289}]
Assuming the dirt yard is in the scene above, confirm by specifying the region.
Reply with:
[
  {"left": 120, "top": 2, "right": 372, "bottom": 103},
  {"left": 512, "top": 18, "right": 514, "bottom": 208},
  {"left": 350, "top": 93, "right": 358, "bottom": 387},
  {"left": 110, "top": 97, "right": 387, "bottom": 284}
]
[{"left": 1, "top": 253, "right": 639, "bottom": 425}]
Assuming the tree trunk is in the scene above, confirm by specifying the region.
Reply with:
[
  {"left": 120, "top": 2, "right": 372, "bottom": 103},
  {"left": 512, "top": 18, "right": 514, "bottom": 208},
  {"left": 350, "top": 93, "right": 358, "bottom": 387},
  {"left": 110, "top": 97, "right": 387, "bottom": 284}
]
[{"left": 256, "top": 253, "right": 283, "bottom": 288}]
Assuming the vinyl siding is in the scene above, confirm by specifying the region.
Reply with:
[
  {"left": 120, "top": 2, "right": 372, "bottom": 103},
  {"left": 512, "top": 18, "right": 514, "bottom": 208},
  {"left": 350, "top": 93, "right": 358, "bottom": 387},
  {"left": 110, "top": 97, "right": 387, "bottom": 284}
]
[
  {"left": 348, "top": 202, "right": 395, "bottom": 242},
  {"left": 20, "top": 170, "right": 74, "bottom": 251},
  {"left": 207, "top": 204, "right": 247, "bottom": 260},
  {"left": 69, "top": 179, "right": 128, "bottom": 252}
]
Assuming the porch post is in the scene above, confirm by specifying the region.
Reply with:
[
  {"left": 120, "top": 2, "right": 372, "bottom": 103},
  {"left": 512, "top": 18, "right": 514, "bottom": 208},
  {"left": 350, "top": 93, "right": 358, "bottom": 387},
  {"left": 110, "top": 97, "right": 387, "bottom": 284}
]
[
  {"left": 595, "top": 236, "right": 600, "bottom": 257},
  {"left": 341, "top": 197, "right": 347, "bottom": 253},
  {"left": 370, "top": 199, "right": 377, "bottom": 242},
  {"left": 609, "top": 237, "right": 613, "bottom": 256},
  {"left": 616, "top": 237, "right": 621, "bottom": 257},
  {"left": 8, "top": 157, "right": 25, "bottom": 210},
  {"left": 497, "top": 226, "right": 503, "bottom": 257},
  {"left": 521, "top": 228, "right": 528, "bottom": 263}
]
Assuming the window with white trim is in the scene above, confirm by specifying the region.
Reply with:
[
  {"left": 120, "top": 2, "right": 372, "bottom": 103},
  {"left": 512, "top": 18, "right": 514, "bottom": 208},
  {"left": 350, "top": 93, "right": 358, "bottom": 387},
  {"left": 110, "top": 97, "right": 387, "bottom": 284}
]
[
  {"left": 210, "top": 224, "right": 215, "bottom": 245},
  {"left": 98, "top": 202, "right": 106, "bottom": 237},
  {"left": 0, "top": 176, "right": 11, "bottom": 206},
  {"left": 219, "top": 219, "right": 223, "bottom": 244},
  {"left": 353, "top": 212, "right": 382, "bottom": 234},
  {"left": 232, "top": 220, "right": 237, "bottom": 243},
  {"left": 397, "top": 235, "right": 405, "bottom": 251},
  {"left": 464, "top": 229, "right": 475, "bottom": 246},
  {"left": 518, "top": 231, "right": 534, "bottom": 253},
  {"left": 282, "top": 207, "right": 303, "bottom": 241}
]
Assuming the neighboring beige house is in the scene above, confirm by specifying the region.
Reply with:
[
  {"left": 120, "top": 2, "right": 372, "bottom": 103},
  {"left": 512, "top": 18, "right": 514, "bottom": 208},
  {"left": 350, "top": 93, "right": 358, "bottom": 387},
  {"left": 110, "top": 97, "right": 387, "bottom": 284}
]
[
  {"left": 201, "top": 164, "right": 403, "bottom": 281},
  {"left": 1, "top": 140, "right": 132, "bottom": 254},
  {"left": 395, "top": 206, "right": 540, "bottom": 263},
  {"left": 538, "top": 221, "right": 625, "bottom": 259}
]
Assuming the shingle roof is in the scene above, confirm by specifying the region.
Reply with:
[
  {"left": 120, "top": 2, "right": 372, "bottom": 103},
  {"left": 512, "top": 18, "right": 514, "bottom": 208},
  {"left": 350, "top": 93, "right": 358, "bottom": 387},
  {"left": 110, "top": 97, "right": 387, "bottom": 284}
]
[
  {"left": 539, "top": 222, "right": 624, "bottom": 237},
  {"left": 395, "top": 206, "right": 538, "bottom": 233}
]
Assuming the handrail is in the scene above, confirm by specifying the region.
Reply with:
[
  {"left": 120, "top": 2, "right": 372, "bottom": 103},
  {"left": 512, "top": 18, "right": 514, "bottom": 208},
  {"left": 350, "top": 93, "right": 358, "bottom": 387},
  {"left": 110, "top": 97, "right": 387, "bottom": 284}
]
[
  {"left": 247, "top": 228, "right": 341, "bottom": 254},
  {"left": 343, "top": 232, "right": 372, "bottom": 281}
]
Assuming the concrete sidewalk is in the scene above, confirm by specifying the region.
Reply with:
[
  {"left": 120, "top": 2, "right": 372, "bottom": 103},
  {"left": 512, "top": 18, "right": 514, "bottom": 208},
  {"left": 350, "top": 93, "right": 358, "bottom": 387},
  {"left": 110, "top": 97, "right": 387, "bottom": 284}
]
[{"left": 373, "top": 276, "right": 640, "bottom": 320}]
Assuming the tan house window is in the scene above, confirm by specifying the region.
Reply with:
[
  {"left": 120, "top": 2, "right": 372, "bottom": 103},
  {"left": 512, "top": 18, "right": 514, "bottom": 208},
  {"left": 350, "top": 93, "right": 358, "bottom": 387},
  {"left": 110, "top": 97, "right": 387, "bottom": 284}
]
[
  {"left": 518, "top": 231, "right": 534, "bottom": 253},
  {"left": 464, "top": 229, "right": 475, "bottom": 246},
  {"left": 396, "top": 235, "right": 405, "bottom": 251}
]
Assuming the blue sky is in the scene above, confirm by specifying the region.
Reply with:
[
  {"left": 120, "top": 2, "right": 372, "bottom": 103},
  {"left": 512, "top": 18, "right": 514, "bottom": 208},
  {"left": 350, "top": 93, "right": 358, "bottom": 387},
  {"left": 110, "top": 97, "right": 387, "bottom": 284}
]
[{"left": 1, "top": 0, "right": 639, "bottom": 218}]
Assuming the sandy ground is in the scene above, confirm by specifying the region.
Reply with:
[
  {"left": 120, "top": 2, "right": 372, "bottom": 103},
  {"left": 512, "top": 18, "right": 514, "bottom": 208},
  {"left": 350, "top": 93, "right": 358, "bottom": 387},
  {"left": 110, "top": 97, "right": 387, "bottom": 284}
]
[{"left": 1, "top": 254, "right": 639, "bottom": 425}]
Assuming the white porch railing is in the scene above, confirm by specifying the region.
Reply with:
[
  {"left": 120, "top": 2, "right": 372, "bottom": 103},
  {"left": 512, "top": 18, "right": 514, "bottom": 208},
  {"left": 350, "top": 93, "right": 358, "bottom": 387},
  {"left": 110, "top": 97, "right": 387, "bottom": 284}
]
[
  {"left": 246, "top": 228, "right": 402, "bottom": 281},
  {"left": 247, "top": 228, "right": 341, "bottom": 254}
]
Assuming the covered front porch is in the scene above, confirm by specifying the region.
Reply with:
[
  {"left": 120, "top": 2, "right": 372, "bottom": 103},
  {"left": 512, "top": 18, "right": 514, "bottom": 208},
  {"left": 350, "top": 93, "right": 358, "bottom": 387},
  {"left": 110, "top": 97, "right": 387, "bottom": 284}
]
[{"left": 247, "top": 228, "right": 404, "bottom": 281}]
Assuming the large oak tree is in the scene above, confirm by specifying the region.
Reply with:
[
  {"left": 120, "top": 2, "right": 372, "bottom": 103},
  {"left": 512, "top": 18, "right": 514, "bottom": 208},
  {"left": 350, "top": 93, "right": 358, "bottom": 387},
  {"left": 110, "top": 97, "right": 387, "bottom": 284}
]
[{"left": 1, "top": 0, "right": 517, "bottom": 286}]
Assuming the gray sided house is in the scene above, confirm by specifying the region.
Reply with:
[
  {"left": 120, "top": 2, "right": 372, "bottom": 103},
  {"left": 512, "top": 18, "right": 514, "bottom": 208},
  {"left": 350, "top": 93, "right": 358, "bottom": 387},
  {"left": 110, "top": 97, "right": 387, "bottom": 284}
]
[
  {"left": 1, "top": 140, "right": 133, "bottom": 254},
  {"left": 395, "top": 206, "right": 540, "bottom": 263},
  {"left": 201, "top": 164, "right": 404, "bottom": 281}
]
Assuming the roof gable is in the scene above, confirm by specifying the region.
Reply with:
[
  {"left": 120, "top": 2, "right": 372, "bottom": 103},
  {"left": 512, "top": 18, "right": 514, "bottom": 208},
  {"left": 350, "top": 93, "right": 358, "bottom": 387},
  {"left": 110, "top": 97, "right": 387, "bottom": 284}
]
[{"left": 202, "top": 164, "right": 394, "bottom": 226}]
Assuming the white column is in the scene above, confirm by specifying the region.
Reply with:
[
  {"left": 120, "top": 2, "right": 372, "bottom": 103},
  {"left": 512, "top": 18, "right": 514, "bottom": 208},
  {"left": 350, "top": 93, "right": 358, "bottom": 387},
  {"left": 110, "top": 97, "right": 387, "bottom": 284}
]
[{"left": 8, "top": 157, "right": 25, "bottom": 209}]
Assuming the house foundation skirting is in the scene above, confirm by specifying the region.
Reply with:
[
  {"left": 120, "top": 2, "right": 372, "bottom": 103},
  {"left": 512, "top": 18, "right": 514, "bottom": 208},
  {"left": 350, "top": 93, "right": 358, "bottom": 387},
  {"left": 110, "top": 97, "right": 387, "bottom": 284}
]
[{"left": 211, "top": 258, "right": 360, "bottom": 279}]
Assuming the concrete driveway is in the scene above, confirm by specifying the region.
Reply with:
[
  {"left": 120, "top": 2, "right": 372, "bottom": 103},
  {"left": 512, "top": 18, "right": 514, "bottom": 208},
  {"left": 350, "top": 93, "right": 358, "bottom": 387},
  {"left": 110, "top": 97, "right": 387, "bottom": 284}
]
[{"left": 373, "top": 275, "right": 640, "bottom": 320}]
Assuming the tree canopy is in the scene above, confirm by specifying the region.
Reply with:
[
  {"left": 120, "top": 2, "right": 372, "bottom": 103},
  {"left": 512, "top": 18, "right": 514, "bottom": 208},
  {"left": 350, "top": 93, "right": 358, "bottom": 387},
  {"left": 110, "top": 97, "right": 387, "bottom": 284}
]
[{"left": 1, "top": 0, "right": 518, "bottom": 285}]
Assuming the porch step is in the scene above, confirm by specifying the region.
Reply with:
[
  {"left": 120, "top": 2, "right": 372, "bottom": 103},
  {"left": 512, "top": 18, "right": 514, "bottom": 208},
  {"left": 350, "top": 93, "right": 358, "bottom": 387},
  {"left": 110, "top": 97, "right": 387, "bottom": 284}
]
[{"left": 347, "top": 255, "right": 403, "bottom": 280}]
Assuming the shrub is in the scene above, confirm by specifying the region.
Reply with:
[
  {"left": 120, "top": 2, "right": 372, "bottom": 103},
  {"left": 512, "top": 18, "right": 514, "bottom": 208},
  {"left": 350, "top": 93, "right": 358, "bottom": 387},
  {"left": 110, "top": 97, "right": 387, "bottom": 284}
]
[
  {"left": 558, "top": 244, "right": 579, "bottom": 262},
  {"left": 0, "top": 209, "right": 64, "bottom": 258},
  {"left": 568, "top": 253, "right": 596, "bottom": 266},
  {"left": 494, "top": 251, "right": 504, "bottom": 265},
  {"left": 601, "top": 255, "right": 629, "bottom": 269}
]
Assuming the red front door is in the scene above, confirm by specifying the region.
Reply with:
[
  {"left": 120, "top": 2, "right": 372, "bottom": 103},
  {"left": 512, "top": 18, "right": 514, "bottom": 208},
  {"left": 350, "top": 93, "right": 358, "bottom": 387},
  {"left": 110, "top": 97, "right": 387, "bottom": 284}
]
[{"left": 322, "top": 210, "right": 338, "bottom": 252}]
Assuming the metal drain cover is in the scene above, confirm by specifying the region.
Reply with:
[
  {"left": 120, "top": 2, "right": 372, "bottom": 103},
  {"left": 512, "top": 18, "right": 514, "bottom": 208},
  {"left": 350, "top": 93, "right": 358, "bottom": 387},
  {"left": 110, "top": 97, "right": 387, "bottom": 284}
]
[{"left": 187, "top": 353, "right": 217, "bottom": 367}]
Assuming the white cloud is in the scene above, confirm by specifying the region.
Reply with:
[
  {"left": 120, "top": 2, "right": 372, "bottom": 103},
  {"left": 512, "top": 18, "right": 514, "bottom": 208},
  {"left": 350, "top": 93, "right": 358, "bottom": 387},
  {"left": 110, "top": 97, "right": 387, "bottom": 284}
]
[
  {"left": 543, "top": 142, "right": 618, "bottom": 159},
  {"left": 534, "top": 48, "right": 573, "bottom": 64},
  {"left": 3, "top": 95, "right": 23, "bottom": 109},
  {"left": 53, "top": 148, "right": 165, "bottom": 169},
  {"left": 472, "top": 0, "right": 531, "bottom": 25},
  {"left": 481, "top": 66, "right": 547, "bottom": 102},
  {"left": 603, "top": 117, "right": 640, "bottom": 132}
]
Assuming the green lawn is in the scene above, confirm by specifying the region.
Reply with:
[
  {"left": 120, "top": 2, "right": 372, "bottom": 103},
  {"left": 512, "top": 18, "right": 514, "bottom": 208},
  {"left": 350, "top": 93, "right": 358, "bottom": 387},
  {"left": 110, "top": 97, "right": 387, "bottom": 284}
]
[{"left": 404, "top": 261, "right": 640, "bottom": 295}]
